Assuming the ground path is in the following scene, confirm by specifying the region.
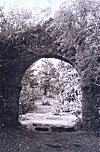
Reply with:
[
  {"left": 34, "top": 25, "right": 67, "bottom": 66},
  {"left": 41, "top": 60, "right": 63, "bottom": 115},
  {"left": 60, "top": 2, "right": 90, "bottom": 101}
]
[
  {"left": 20, "top": 97, "right": 81, "bottom": 131},
  {"left": 0, "top": 127, "right": 99, "bottom": 152}
]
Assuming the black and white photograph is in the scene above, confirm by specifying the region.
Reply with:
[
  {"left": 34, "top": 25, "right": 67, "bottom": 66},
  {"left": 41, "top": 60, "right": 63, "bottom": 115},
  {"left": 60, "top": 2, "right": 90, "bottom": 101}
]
[{"left": 0, "top": 0, "right": 100, "bottom": 151}]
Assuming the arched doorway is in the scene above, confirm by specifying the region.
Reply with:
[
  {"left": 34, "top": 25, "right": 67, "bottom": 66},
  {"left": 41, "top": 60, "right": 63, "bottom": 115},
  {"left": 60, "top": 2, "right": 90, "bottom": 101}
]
[{"left": 19, "top": 57, "right": 82, "bottom": 131}]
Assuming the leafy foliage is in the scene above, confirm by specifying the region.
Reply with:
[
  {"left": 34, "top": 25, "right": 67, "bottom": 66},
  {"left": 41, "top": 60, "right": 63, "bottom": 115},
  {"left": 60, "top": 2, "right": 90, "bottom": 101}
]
[
  {"left": 0, "top": 0, "right": 99, "bottom": 116},
  {"left": 20, "top": 58, "right": 82, "bottom": 114},
  {"left": 19, "top": 68, "right": 40, "bottom": 114}
]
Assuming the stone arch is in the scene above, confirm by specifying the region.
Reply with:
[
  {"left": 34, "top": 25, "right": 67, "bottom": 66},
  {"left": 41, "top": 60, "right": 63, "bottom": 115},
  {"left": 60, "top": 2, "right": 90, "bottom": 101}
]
[
  {"left": 21, "top": 54, "right": 82, "bottom": 126},
  {"left": 0, "top": 26, "right": 100, "bottom": 130}
]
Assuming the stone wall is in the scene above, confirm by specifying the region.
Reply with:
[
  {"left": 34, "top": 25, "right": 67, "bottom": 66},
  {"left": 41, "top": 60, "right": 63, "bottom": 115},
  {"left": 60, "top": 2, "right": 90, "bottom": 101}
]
[{"left": 0, "top": 26, "right": 100, "bottom": 130}]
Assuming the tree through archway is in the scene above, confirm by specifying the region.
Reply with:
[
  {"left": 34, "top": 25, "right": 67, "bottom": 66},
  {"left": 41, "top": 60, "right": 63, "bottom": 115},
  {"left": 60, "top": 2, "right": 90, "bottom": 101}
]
[{"left": 19, "top": 58, "right": 82, "bottom": 130}]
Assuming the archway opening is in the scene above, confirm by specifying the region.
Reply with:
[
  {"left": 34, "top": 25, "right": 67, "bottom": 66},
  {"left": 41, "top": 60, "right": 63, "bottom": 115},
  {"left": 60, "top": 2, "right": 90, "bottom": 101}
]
[{"left": 19, "top": 58, "right": 82, "bottom": 131}]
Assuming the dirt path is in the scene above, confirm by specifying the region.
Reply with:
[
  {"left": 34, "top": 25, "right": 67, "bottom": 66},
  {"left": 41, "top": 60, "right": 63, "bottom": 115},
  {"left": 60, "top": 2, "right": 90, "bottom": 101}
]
[{"left": 0, "top": 127, "right": 99, "bottom": 152}]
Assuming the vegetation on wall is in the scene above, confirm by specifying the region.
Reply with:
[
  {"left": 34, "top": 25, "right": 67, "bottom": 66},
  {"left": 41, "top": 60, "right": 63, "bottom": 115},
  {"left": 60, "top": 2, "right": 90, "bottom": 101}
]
[{"left": 0, "top": 0, "right": 99, "bottom": 120}]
